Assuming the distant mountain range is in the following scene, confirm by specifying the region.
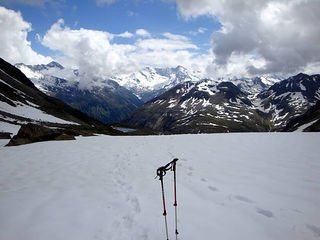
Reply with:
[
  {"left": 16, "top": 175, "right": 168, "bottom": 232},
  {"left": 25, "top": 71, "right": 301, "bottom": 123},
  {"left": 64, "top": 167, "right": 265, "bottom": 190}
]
[
  {"left": 110, "top": 65, "right": 201, "bottom": 102},
  {"left": 126, "top": 74, "right": 320, "bottom": 133},
  {"left": 12, "top": 60, "right": 320, "bottom": 133},
  {"left": 255, "top": 73, "right": 320, "bottom": 130},
  {"left": 125, "top": 80, "right": 271, "bottom": 133},
  {"left": 0, "top": 57, "right": 116, "bottom": 141},
  {"left": 15, "top": 62, "right": 142, "bottom": 124},
  {"left": 15, "top": 61, "right": 280, "bottom": 123},
  {"left": 0, "top": 58, "right": 154, "bottom": 143}
]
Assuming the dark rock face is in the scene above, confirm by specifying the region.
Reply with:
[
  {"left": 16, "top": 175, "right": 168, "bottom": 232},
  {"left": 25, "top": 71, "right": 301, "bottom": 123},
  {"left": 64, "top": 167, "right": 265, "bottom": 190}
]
[
  {"left": 0, "top": 132, "right": 12, "bottom": 139},
  {"left": 256, "top": 73, "right": 320, "bottom": 129},
  {"left": 0, "top": 57, "right": 105, "bottom": 127},
  {"left": 15, "top": 61, "right": 143, "bottom": 124},
  {"left": 49, "top": 81, "right": 143, "bottom": 124},
  {"left": 54, "top": 133, "right": 76, "bottom": 141},
  {"left": 125, "top": 80, "right": 270, "bottom": 133},
  {"left": 6, "top": 123, "right": 75, "bottom": 146},
  {"left": 126, "top": 73, "right": 320, "bottom": 133}
]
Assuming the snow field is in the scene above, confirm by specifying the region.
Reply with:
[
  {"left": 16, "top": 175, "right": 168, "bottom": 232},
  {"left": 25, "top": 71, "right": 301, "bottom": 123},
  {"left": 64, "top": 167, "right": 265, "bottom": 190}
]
[
  {"left": 0, "top": 101, "right": 77, "bottom": 125},
  {"left": 0, "top": 133, "right": 319, "bottom": 240}
]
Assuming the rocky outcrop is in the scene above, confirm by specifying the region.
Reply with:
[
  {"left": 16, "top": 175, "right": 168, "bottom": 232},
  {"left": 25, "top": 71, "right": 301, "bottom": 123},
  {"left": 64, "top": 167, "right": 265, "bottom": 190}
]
[{"left": 6, "top": 123, "right": 76, "bottom": 146}]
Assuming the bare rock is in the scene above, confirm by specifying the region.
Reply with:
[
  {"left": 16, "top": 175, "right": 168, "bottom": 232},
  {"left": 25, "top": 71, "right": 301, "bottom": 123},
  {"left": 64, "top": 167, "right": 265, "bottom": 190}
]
[
  {"left": 55, "top": 134, "right": 76, "bottom": 141},
  {"left": 0, "top": 132, "right": 12, "bottom": 139},
  {"left": 6, "top": 123, "right": 74, "bottom": 146}
]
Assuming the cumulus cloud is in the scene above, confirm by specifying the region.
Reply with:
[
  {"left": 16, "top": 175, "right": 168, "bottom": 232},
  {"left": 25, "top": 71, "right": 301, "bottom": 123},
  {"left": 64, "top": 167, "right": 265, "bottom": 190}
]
[
  {"left": 0, "top": 6, "right": 52, "bottom": 64},
  {"left": 136, "top": 28, "right": 151, "bottom": 37},
  {"left": 163, "top": 32, "right": 189, "bottom": 41},
  {"left": 42, "top": 19, "right": 137, "bottom": 77},
  {"left": 41, "top": 19, "right": 206, "bottom": 78},
  {"left": 116, "top": 31, "right": 134, "bottom": 38},
  {"left": 136, "top": 35, "right": 197, "bottom": 51},
  {"left": 173, "top": 0, "right": 320, "bottom": 75}
]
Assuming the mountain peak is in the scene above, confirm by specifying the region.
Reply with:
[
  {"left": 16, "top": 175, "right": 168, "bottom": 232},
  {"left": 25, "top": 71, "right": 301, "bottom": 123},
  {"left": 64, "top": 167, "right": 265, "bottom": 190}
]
[
  {"left": 47, "top": 61, "right": 64, "bottom": 69},
  {"left": 174, "top": 65, "right": 186, "bottom": 71},
  {"left": 291, "top": 73, "right": 309, "bottom": 80}
]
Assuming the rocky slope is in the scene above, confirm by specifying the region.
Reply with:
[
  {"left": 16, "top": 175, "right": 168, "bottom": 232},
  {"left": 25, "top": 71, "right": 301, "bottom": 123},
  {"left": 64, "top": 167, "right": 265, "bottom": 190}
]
[
  {"left": 126, "top": 73, "right": 320, "bottom": 133},
  {"left": 16, "top": 62, "right": 143, "bottom": 123},
  {"left": 255, "top": 73, "right": 320, "bottom": 129},
  {"left": 125, "top": 80, "right": 271, "bottom": 133},
  {"left": 0, "top": 58, "right": 120, "bottom": 141}
]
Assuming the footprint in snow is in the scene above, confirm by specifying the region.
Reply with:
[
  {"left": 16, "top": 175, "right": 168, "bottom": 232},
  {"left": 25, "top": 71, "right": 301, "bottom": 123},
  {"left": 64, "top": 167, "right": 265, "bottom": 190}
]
[
  {"left": 228, "top": 195, "right": 255, "bottom": 204},
  {"left": 131, "top": 197, "right": 141, "bottom": 213},
  {"left": 122, "top": 215, "right": 134, "bottom": 229},
  {"left": 256, "top": 208, "right": 274, "bottom": 218},
  {"left": 208, "top": 186, "right": 218, "bottom": 192},
  {"left": 234, "top": 195, "right": 255, "bottom": 204}
]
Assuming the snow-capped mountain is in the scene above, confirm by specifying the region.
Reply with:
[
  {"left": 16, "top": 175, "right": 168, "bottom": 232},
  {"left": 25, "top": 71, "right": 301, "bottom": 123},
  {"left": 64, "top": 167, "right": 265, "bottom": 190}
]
[
  {"left": 231, "top": 76, "right": 280, "bottom": 96},
  {"left": 0, "top": 58, "right": 108, "bottom": 138},
  {"left": 111, "top": 65, "right": 201, "bottom": 102},
  {"left": 255, "top": 73, "right": 320, "bottom": 129},
  {"left": 111, "top": 66, "right": 280, "bottom": 101},
  {"left": 126, "top": 73, "right": 320, "bottom": 133},
  {"left": 15, "top": 62, "right": 143, "bottom": 123},
  {"left": 283, "top": 100, "right": 320, "bottom": 132},
  {"left": 14, "top": 60, "right": 319, "bottom": 133},
  {"left": 126, "top": 80, "right": 271, "bottom": 133}
]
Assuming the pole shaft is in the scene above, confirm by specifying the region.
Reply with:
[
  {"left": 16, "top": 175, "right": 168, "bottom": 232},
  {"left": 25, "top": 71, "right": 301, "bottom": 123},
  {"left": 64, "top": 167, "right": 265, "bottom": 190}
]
[
  {"left": 160, "top": 177, "right": 169, "bottom": 240},
  {"left": 173, "top": 163, "right": 178, "bottom": 239}
]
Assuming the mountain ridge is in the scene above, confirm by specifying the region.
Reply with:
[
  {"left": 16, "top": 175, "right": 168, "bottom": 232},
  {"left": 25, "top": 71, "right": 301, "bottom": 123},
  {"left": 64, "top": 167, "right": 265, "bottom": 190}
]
[
  {"left": 125, "top": 73, "right": 320, "bottom": 133},
  {"left": 15, "top": 62, "right": 143, "bottom": 123}
]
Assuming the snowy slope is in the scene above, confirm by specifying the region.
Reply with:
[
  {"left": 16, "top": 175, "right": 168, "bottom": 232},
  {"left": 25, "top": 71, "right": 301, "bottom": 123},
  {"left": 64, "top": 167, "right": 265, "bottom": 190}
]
[
  {"left": 0, "top": 133, "right": 319, "bottom": 240},
  {"left": 15, "top": 63, "right": 143, "bottom": 123},
  {"left": 0, "top": 100, "right": 76, "bottom": 125},
  {"left": 126, "top": 80, "right": 271, "bottom": 133},
  {"left": 0, "top": 58, "right": 109, "bottom": 137},
  {"left": 255, "top": 73, "right": 320, "bottom": 129},
  {"left": 231, "top": 76, "right": 280, "bottom": 96},
  {"left": 111, "top": 66, "right": 201, "bottom": 102}
]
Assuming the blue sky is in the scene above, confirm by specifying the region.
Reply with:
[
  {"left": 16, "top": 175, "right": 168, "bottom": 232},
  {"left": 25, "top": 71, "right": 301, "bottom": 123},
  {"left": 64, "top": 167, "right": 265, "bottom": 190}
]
[
  {"left": 0, "top": 0, "right": 319, "bottom": 78},
  {"left": 1, "top": 0, "right": 219, "bottom": 58}
]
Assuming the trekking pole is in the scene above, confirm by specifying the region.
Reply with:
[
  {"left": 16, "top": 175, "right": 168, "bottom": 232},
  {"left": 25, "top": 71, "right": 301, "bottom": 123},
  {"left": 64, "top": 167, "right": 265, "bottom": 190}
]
[
  {"left": 157, "top": 166, "right": 170, "bottom": 240},
  {"left": 156, "top": 159, "right": 179, "bottom": 240},
  {"left": 172, "top": 158, "right": 179, "bottom": 240}
]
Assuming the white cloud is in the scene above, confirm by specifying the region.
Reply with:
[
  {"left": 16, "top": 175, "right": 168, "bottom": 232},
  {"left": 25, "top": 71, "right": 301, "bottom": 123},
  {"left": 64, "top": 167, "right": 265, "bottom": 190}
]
[
  {"left": 42, "top": 19, "right": 138, "bottom": 77},
  {"left": 0, "top": 6, "right": 52, "bottom": 64},
  {"left": 35, "top": 33, "right": 41, "bottom": 42},
  {"left": 136, "top": 29, "right": 151, "bottom": 37},
  {"left": 189, "top": 27, "right": 208, "bottom": 36},
  {"left": 134, "top": 32, "right": 196, "bottom": 52},
  {"left": 127, "top": 11, "right": 138, "bottom": 17},
  {"left": 173, "top": 0, "right": 320, "bottom": 76},
  {"left": 41, "top": 19, "right": 207, "bottom": 78},
  {"left": 163, "top": 32, "right": 189, "bottom": 41},
  {"left": 198, "top": 27, "right": 207, "bottom": 33},
  {"left": 116, "top": 31, "right": 134, "bottom": 38}
]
